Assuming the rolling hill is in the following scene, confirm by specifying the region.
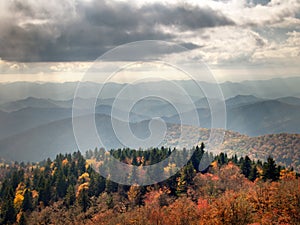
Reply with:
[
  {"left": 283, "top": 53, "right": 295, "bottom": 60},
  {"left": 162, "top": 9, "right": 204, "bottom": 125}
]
[{"left": 0, "top": 114, "right": 299, "bottom": 172}]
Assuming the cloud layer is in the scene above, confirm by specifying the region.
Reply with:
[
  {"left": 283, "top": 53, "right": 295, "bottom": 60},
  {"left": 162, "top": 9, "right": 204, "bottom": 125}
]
[
  {"left": 0, "top": 0, "right": 235, "bottom": 62},
  {"left": 0, "top": 0, "right": 299, "bottom": 83}
]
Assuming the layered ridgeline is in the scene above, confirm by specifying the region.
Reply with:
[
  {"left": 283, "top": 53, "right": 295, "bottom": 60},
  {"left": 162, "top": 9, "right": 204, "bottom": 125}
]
[
  {"left": 0, "top": 147, "right": 298, "bottom": 225},
  {"left": 1, "top": 77, "right": 300, "bottom": 104},
  {"left": 0, "top": 119, "right": 299, "bottom": 171},
  {"left": 0, "top": 78, "right": 299, "bottom": 170}
]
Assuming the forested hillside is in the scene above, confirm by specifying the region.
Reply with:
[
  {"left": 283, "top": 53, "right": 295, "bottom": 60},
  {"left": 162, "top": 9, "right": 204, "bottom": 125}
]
[
  {"left": 219, "top": 131, "right": 300, "bottom": 171},
  {"left": 0, "top": 146, "right": 298, "bottom": 225}
]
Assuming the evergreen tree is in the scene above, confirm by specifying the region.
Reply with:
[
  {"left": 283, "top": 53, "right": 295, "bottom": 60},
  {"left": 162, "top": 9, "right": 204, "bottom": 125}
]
[
  {"left": 39, "top": 179, "right": 51, "bottom": 206},
  {"left": 232, "top": 154, "right": 238, "bottom": 164},
  {"left": 218, "top": 152, "right": 227, "bottom": 165},
  {"left": 105, "top": 179, "right": 118, "bottom": 193},
  {"left": 88, "top": 173, "right": 105, "bottom": 197},
  {"left": 132, "top": 154, "right": 139, "bottom": 166},
  {"left": 241, "top": 156, "right": 252, "bottom": 178},
  {"left": 56, "top": 170, "right": 67, "bottom": 198},
  {"left": 77, "top": 188, "right": 90, "bottom": 212},
  {"left": 106, "top": 194, "right": 114, "bottom": 209},
  {"left": 262, "top": 156, "right": 280, "bottom": 181},
  {"left": 249, "top": 165, "right": 259, "bottom": 182},
  {"left": 22, "top": 189, "right": 33, "bottom": 212},
  {"left": 176, "top": 162, "right": 195, "bottom": 195},
  {"left": 1, "top": 197, "right": 16, "bottom": 224},
  {"left": 65, "top": 185, "right": 76, "bottom": 208},
  {"left": 190, "top": 144, "right": 204, "bottom": 172},
  {"left": 18, "top": 213, "right": 26, "bottom": 225}
]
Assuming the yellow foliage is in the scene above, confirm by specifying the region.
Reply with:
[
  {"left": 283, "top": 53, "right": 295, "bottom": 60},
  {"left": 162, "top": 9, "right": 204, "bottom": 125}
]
[
  {"left": 257, "top": 166, "right": 263, "bottom": 175},
  {"left": 128, "top": 184, "right": 141, "bottom": 204},
  {"left": 77, "top": 182, "right": 89, "bottom": 197},
  {"left": 280, "top": 169, "right": 296, "bottom": 180},
  {"left": 164, "top": 163, "right": 178, "bottom": 175},
  {"left": 62, "top": 158, "right": 68, "bottom": 166},
  {"left": 14, "top": 193, "right": 24, "bottom": 209},
  {"left": 211, "top": 161, "right": 218, "bottom": 168},
  {"left": 78, "top": 172, "right": 90, "bottom": 183}
]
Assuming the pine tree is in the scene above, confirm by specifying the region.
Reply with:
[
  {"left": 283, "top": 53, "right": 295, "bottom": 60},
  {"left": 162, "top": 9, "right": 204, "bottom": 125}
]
[
  {"left": 176, "top": 162, "right": 195, "bottom": 195},
  {"left": 249, "top": 165, "right": 259, "bottom": 182},
  {"left": 77, "top": 188, "right": 90, "bottom": 212},
  {"left": 106, "top": 194, "right": 114, "bottom": 209},
  {"left": 2, "top": 197, "right": 16, "bottom": 224},
  {"left": 190, "top": 144, "right": 204, "bottom": 172},
  {"left": 232, "top": 154, "right": 238, "bottom": 164},
  {"left": 39, "top": 179, "right": 51, "bottom": 206},
  {"left": 218, "top": 152, "right": 227, "bottom": 165},
  {"left": 262, "top": 156, "right": 279, "bottom": 181},
  {"left": 106, "top": 179, "right": 118, "bottom": 193},
  {"left": 22, "top": 189, "right": 33, "bottom": 212},
  {"left": 241, "top": 156, "right": 252, "bottom": 178},
  {"left": 18, "top": 212, "right": 26, "bottom": 225},
  {"left": 56, "top": 170, "right": 67, "bottom": 198},
  {"left": 65, "top": 185, "right": 76, "bottom": 208}
]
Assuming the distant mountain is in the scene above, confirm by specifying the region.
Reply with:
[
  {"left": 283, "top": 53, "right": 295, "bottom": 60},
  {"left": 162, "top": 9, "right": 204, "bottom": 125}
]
[
  {"left": 0, "top": 114, "right": 165, "bottom": 162},
  {"left": 0, "top": 82, "right": 125, "bottom": 104},
  {"left": 225, "top": 95, "right": 263, "bottom": 107},
  {"left": 227, "top": 100, "right": 300, "bottom": 136},
  {"left": 276, "top": 96, "right": 300, "bottom": 106},
  {"left": 0, "top": 107, "right": 72, "bottom": 140},
  {"left": 1, "top": 77, "right": 300, "bottom": 104},
  {"left": 0, "top": 103, "right": 150, "bottom": 140},
  {"left": 165, "top": 98, "right": 300, "bottom": 136},
  {"left": 0, "top": 97, "right": 62, "bottom": 112},
  {"left": 1, "top": 94, "right": 299, "bottom": 141}
]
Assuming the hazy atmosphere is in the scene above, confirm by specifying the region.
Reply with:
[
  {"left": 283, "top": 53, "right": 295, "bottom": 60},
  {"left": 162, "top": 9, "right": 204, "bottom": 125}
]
[{"left": 0, "top": 1, "right": 300, "bottom": 225}]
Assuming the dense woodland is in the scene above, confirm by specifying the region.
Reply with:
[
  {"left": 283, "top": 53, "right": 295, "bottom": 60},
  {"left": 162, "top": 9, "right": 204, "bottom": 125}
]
[
  {"left": 220, "top": 132, "right": 300, "bottom": 171},
  {"left": 0, "top": 145, "right": 299, "bottom": 225}
]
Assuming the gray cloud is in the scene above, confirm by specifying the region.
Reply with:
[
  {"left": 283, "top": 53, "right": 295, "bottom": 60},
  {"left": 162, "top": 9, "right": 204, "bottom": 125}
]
[
  {"left": 0, "top": 0, "right": 234, "bottom": 62},
  {"left": 141, "top": 3, "right": 234, "bottom": 30},
  {"left": 248, "top": 0, "right": 271, "bottom": 6}
]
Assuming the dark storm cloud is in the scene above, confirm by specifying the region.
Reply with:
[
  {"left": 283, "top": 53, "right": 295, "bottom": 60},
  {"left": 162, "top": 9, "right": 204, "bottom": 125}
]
[
  {"left": 248, "top": 0, "right": 271, "bottom": 5},
  {"left": 0, "top": 0, "right": 234, "bottom": 62},
  {"left": 142, "top": 3, "right": 234, "bottom": 30}
]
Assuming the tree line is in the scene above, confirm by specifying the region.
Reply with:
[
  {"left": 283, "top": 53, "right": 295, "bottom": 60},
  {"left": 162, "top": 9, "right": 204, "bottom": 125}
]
[{"left": 0, "top": 144, "right": 298, "bottom": 224}]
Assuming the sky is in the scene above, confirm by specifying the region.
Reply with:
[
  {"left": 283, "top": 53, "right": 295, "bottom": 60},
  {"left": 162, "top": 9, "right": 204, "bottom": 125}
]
[{"left": 0, "top": 0, "right": 299, "bottom": 83}]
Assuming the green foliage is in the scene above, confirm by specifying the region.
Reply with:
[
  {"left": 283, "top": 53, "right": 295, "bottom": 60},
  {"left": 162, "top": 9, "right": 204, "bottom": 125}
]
[
  {"left": 248, "top": 165, "right": 259, "bottom": 182},
  {"left": 22, "top": 189, "right": 33, "bottom": 212},
  {"left": 262, "top": 156, "right": 280, "bottom": 181},
  {"left": 77, "top": 188, "right": 90, "bottom": 212},
  {"left": 1, "top": 197, "right": 16, "bottom": 224},
  {"left": 176, "top": 162, "right": 196, "bottom": 195},
  {"left": 190, "top": 144, "right": 204, "bottom": 172},
  {"left": 241, "top": 156, "right": 252, "bottom": 178},
  {"left": 106, "top": 194, "right": 114, "bottom": 209},
  {"left": 55, "top": 169, "right": 67, "bottom": 199},
  {"left": 64, "top": 185, "right": 76, "bottom": 208}
]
